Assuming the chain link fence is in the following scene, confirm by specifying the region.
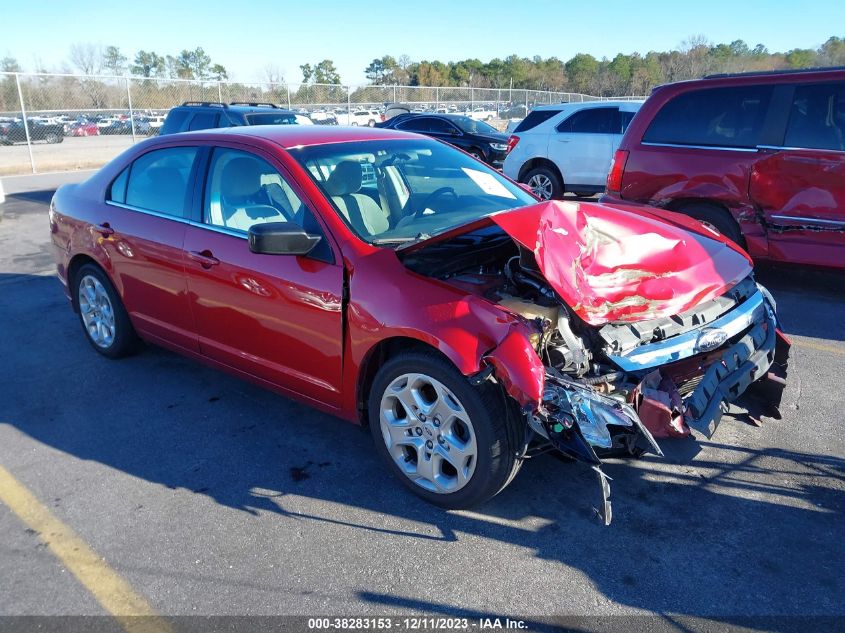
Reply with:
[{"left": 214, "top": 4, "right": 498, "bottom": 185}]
[{"left": 0, "top": 72, "right": 644, "bottom": 175}]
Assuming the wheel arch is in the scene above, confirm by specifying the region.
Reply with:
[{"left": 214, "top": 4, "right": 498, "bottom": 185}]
[
  {"left": 67, "top": 254, "right": 113, "bottom": 313},
  {"left": 518, "top": 157, "right": 563, "bottom": 184},
  {"left": 356, "top": 336, "right": 460, "bottom": 425},
  {"left": 665, "top": 197, "right": 745, "bottom": 246}
]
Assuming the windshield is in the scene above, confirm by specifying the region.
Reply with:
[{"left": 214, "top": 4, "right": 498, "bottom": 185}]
[
  {"left": 246, "top": 113, "right": 297, "bottom": 125},
  {"left": 291, "top": 138, "right": 535, "bottom": 245},
  {"left": 452, "top": 116, "right": 498, "bottom": 135}
]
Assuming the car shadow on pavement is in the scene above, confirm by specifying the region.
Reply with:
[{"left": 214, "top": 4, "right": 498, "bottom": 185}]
[{"left": 1, "top": 272, "right": 844, "bottom": 621}]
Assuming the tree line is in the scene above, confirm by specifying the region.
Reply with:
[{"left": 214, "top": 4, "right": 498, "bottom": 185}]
[{"left": 361, "top": 36, "right": 845, "bottom": 95}]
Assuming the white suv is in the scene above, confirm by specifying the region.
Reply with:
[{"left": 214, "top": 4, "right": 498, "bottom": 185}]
[
  {"left": 337, "top": 109, "right": 382, "bottom": 127},
  {"left": 503, "top": 101, "right": 643, "bottom": 199}
]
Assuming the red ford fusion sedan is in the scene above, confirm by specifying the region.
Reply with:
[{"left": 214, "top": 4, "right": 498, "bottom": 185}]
[{"left": 50, "top": 125, "right": 789, "bottom": 522}]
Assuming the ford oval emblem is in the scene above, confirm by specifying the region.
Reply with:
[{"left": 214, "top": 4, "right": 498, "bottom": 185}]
[{"left": 696, "top": 328, "right": 728, "bottom": 353}]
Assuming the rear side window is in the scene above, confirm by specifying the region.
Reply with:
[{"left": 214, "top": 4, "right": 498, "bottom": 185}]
[
  {"left": 557, "top": 107, "right": 618, "bottom": 134},
  {"left": 187, "top": 112, "right": 219, "bottom": 131},
  {"left": 159, "top": 109, "right": 190, "bottom": 135},
  {"left": 396, "top": 117, "right": 432, "bottom": 133},
  {"left": 784, "top": 82, "right": 845, "bottom": 151},
  {"left": 246, "top": 113, "right": 298, "bottom": 125},
  {"left": 643, "top": 86, "right": 773, "bottom": 149},
  {"left": 513, "top": 109, "right": 562, "bottom": 133},
  {"left": 124, "top": 147, "right": 198, "bottom": 217}
]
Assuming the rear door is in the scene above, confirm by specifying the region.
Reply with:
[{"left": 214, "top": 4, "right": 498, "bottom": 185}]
[
  {"left": 103, "top": 145, "right": 200, "bottom": 351},
  {"left": 751, "top": 81, "right": 845, "bottom": 266},
  {"left": 551, "top": 106, "right": 618, "bottom": 187}
]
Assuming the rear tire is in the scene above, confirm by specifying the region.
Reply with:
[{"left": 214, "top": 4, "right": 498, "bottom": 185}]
[
  {"left": 74, "top": 263, "right": 138, "bottom": 359},
  {"left": 45, "top": 132, "right": 60, "bottom": 144},
  {"left": 369, "top": 351, "right": 523, "bottom": 509},
  {"left": 522, "top": 166, "right": 563, "bottom": 201},
  {"left": 677, "top": 201, "right": 744, "bottom": 246}
]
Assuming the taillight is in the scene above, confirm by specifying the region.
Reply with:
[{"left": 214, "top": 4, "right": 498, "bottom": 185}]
[
  {"left": 506, "top": 135, "right": 520, "bottom": 154},
  {"left": 606, "top": 149, "right": 629, "bottom": 195}
]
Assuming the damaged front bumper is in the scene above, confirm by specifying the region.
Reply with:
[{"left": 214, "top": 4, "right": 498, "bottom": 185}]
[{"left": 527, "top": 287, "right": 790, "bottom": 525}]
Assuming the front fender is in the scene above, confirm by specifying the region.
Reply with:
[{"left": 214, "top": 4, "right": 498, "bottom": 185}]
[{"left": 342, "top": 248, "right": 546, "bottom": 416}]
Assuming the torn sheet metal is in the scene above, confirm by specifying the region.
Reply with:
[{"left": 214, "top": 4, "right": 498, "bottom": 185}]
[
  {"left": 633, "top": 370, "right": 690, "bottom": 438},
  {"left": 490, "top": 200, "right": 752, "bottom": 325},
  {"left": 481, "top": 328, "right": 545, "bottom": 408}
]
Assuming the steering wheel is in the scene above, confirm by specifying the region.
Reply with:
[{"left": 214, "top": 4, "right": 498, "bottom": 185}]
[{"left": 415, "top": 187, "right": 458, "bottom": 218}]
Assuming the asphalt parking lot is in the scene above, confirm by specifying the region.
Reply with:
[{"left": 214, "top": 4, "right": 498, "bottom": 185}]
[{"left": 1, "top": 172, "right": 844, "bottom": 630}]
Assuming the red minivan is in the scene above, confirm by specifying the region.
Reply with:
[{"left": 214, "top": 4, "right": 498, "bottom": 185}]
[{"left": 603, "top": 67, "right": 845, "bottom": 269}]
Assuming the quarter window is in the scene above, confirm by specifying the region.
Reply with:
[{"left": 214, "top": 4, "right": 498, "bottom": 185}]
[
  {"left": 643, "top": 86, "right": 773, "bottom": 148},
  {"left": 122, "top": 147, "right": 198, "bottom": 217},
  {"left": 784, "top": 82, "right": 845, "bottom": 151}
]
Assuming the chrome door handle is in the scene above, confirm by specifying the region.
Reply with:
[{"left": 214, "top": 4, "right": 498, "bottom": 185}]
[{"left": 188, "top": 250, "right": 220, "bottom": 268}]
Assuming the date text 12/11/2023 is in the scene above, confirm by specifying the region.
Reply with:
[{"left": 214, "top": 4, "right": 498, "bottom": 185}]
[{"left": 306, "top": 617, "right": 529, "bottom": 630}]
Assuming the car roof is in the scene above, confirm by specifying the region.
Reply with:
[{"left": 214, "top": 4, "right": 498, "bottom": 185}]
[
  {"left": 655, "top": 66, "right": 845, "bottom": 92},
  {"left": 170, "top": 124, "right": 419, "bottom": 149},
  {"left": 174, "top": 102, "right": 297, "bottom": 114},
  {"left": 532, "top": 100, "right": 644, "bottom": 112}
]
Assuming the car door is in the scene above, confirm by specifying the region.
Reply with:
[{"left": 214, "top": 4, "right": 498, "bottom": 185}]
[
  {"left": 551, "top": 107, "right": 619, "bottom": 187},
  {"left": 102, "top": 145, "right": 200, "bottom": 351},
  {"left": 182, "top": 145, "right": 346, "bottom": 408},
  {"left": 751, "top": 82, "right": 845, "bottom": 266}
]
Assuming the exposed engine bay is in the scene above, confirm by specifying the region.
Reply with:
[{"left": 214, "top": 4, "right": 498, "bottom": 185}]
[{"left": 400, "top": 223, "right": 790, "bottom": 524}]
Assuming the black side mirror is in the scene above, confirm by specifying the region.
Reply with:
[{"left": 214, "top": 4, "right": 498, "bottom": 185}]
[{"left": 248, "top": 222, "right": 321, "bottom": 256}]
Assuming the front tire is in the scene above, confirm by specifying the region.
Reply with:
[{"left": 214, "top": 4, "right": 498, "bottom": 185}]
[
  {"left": 75, "top": 263, "right": 138, "bottom": 358},
  {"left": 522, "top": 166, "right": 562, "bottom": 201},
  {"left": 45, "top": 132, "right": 60, "bottom": 144},
  {"left": 369, "top": 351, "right": 523, "bottom": 509}
]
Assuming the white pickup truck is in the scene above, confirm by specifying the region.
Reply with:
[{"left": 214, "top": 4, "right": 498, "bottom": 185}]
[
  {"left": 467, "top": 106, "right": 496, "bottom": 121},
  {"left": 336, "top": 109, "right": 382, "bottom": 127}
]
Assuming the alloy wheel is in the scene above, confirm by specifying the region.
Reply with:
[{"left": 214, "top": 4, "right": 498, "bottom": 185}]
[
  {"left": 527, "top": 173, "right": 553, "bottom": 200},
  {"left": 78, "top": 275, "right": 116, "bottom": 349},
  {"left": 379, "top": 372, "right": 478, "bottom": 494}
]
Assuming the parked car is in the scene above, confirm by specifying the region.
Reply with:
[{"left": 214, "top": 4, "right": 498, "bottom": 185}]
[
  {"left": 503, "top": 101, "right": 643, "bottom": 199},
  {"left": 309, "top": 110, "right": 338, "bottom": 125},
  {"left": 49, "top": 125, "right": 789, "bottom": 521},
  {"left": 602, "top": 67, "right": 845, "bottom": 270},
  {"left": 146, "top": 115, "right": 166, "bottom": 135},
  {"left": 337, "top": 109, "right": 383, "bottom": 127},
  {"left": 378, "top": 113, "right": 510, "bottom": 167},
  {"left": 467, "top": 106, "right": 496, "bottom": 121},
  {"left": 159, "top": 102, "right": 302, "bottom": 136},
  {"left": 0, "top": 119, "right": 64, "bottom": 145},
  {"left": 68, "top": 121, "right": 100, "bottom": 137}
]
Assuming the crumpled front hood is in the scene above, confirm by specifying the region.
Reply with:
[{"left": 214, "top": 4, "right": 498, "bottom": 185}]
[{"left": 490, "top": 200, "right": 753, "bottom": 325}]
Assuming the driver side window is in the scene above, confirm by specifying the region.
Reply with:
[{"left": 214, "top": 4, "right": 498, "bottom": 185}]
[{"left": 205, "top": 148, "right": 304, "bottom": 233}]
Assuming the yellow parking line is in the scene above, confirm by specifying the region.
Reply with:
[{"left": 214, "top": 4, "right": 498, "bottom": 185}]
[
  {"left": 791, "top": 338, "right": 845, "bottom": 356},
  {"left": 0, "top": 464, "right": 171, "bottom": 633}
]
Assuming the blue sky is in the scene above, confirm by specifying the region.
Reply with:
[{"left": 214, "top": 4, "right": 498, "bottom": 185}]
[{"left": 3, "top": 0, "right": 840, "bottom": 84}]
